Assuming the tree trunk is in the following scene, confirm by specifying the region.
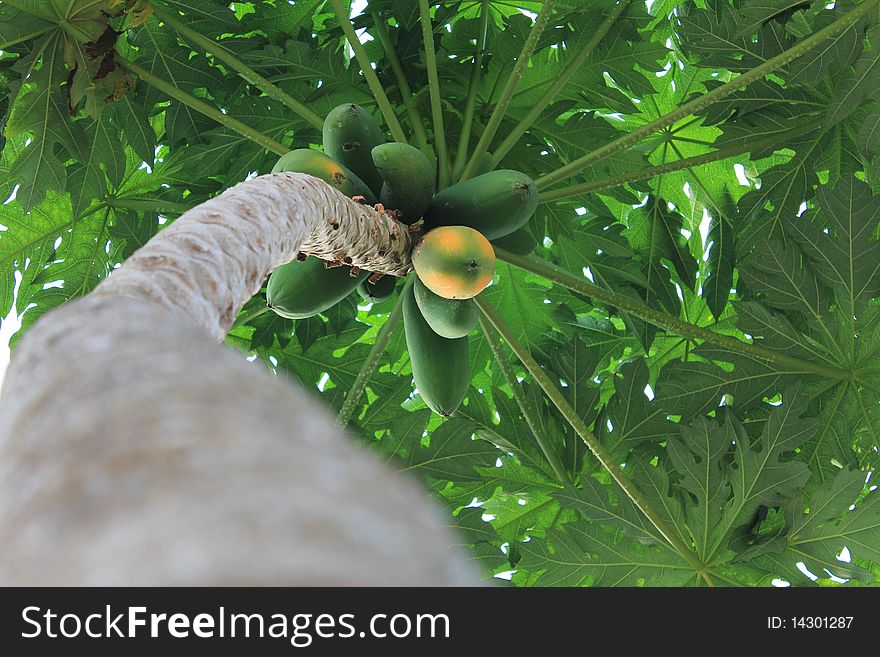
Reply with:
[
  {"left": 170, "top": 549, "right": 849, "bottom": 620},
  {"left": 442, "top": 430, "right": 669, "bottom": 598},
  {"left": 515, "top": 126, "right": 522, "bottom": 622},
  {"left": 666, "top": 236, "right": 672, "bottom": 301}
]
[{"left": 0, "top": 173, "right": 478, "bottom": 585}]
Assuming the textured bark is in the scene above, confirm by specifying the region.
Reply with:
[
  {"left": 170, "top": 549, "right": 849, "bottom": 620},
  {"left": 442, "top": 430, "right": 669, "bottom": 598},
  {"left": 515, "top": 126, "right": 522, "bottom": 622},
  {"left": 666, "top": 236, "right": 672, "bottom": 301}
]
[
  {"left": 0, "top": 174, "right": 476, "bottom": 585},
  {"left": 96, "top": 172, "right": 415, "bottom": 341}
]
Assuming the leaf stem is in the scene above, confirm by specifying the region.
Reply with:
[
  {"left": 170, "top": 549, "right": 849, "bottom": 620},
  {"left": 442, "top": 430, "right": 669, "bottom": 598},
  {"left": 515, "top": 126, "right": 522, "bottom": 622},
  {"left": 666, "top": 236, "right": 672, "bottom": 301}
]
[
  {"left": 537, "top": 119, "right": 823, "bottom": 202},
  {"left": 330, "top": 0, "right": 408, "bottom": 143},
  {"left": 478, "top": 314, "right": 571, "bottom": 485},
  {"left": 458, "top": 0, "right": 556, "bottom": 182},
  {"left": 0, "top": 24, "right": 55, "bottom": 50},
  {"left": 451, "top": 0, "right": 490, "bottom": 180},
  {"left": 419, "top": 0, "right": 450, "bottom": 188},
  {"left": 370, "top": 12, "right": 431, "bottom": 153},
  {"left": 535, "top": 0, "right": 880, "bottom": 189},
  {"left": 336, "top": 277, "right": 412, "bottom": 428},
  {"left": 474, "top": 295, "right": 705, "bottom": 571},
  {"left": 490, "top": 0, "right": 630, "bottom": 168},
  {"left": 231, "top": 303, "right": 271, "bottom": 330},
  {"left": 494, "top": 247, "right": 854, "bottom": 380},
  {"left": 116, "top": 57, "right": 289, "bottom": 155},
  {"left": 151, "top": 7, "right": 325, "bottom": 130}
]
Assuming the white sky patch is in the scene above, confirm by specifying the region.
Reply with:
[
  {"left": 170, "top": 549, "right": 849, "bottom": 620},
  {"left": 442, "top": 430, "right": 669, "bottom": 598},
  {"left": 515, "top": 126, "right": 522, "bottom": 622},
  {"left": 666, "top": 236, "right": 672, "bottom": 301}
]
[
  {"left": 796, "top": 562, "right": 819, "bottom": 581},
  {"left": 733, "top": 163, "right": 750, "bottom": 186},
  {"left": 347, "top": 0, "right": 372, "bottom": 56},
  {"left": 699, "top": 208, "right": 711, "bottom": 252},
  {"left": 3, "top": 184, "right": 19, "bottom": 205}
]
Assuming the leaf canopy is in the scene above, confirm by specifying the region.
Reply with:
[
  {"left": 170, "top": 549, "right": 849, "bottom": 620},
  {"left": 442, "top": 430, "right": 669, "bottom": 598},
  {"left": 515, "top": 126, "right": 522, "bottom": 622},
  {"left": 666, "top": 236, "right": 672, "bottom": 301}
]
[{"left": 1, "top": 0, "right": 878, "bottom": 586}]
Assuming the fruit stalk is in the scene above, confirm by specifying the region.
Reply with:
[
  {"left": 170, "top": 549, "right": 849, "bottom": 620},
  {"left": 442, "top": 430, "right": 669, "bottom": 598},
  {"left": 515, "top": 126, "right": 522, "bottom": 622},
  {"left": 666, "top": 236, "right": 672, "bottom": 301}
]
[
  {"left": 452, "top": 0, "right": 491, "bottom": 180},
  {"left": 535, "top": 0, "right": 880, "bottom": 189},
  {"left": 458, "top": 0, "right": 557, "bottom": 182},
  {"left": 151, "top": 7, "right": 325, "bottom": 129},
  {"left": 495, "top": 248, "right": 854, "bottom": 380},
  {"left": 490, "top": 0, "right": 631, "bottom": 168},
  {"left": 419, "top": 0, "right": 451, "bottom": 188},
  {"left": 475, "top": 295, "right": 707, "bottom": 574},
  {"left": 370, "top": 13, "right": 431, "bottom": 153},
  {"left": 478, "top": 314, "right": 571, "bottom": 485},
  {"left": 337, "top": 277, "right": 413, "bottom": 428},
  {"left": 116, "top": 58, "right": 290, "bottom": 156},
  {"left": 330, "top": 0, "right": 409, "bottom": 143}
]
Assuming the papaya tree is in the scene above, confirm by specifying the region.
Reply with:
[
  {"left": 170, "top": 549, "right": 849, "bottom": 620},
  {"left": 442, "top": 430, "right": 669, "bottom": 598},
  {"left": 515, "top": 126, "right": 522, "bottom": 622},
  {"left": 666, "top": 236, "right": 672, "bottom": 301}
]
[{"left": 1, "top": 0, "right": 879, "bottom": 587}]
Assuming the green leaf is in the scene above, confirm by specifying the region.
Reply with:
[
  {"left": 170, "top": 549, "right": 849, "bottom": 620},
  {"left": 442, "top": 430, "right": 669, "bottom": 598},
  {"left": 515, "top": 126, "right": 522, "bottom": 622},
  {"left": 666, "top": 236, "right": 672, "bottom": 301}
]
[
  {"left": 624, "top": 197, "right": 697, "bottom": 315},
  {"left": 704, "top": 210, "right": 736, "bottom": 320},
  {"left": 5, "top": 33, "right": 87, "bottom": 210},
  {"left": 597, "top": 359, "right": 670, "bottom": 460},
  {"left": 750, "top": 468, "right": 879, "bottom": 582},
  {"left": 130, "top": 20, "right": 228, "bottom": 145},
  {"left": 655, "top": 345, "right": 788, "bottom": 418},
  {"left": 2, "top": 0, "right": 878, "bottom": 588},
  {"left": 786, "top": 176, "right": 880, "bottom": 310},
  {"left": 825, "top": 38, "right": 880, "bottom": 128},
  {"left": 518, "top": 524, "right": 694, "bottom": 586},
  {"left": 450, "top": 508, "right": 509, "bottom": 574},
  {"left": 384, "top": 416, "right": 499, "bottom": 495},
  {"left": 0, "top": 3, "right": 54, "bottom": 50}
]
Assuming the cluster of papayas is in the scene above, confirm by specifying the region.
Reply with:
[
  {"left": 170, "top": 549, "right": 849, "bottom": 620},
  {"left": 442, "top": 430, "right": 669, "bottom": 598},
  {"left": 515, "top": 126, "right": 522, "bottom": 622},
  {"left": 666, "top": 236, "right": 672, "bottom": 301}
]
[
  {"left": 403, "top": 283, "right": 470, "bottom": 416},
  {"left": 264, "top": 101, "right": 540, "bottom": 417},
  {"left": 272, "top": 148, "right": 377, "bottom": 204},
  {"left": 358, "top": 274, "right": 397, "bottom": 304},
  {"left": 323, "top": 103, "right": 386, "bottom": 196},
  {"left": 266, "top": 104, "right": 401, "bottom": 321},
  {"left": 372, "top": 142, "right": 435, "bottom": 224},
  {"left": 402, "top": 225, "right": 495, "bottom": 415},
  {"left": 423, "top": 169, "right": 538, "bottom": 240},
  {"left": 267, "top": 256, "right": 369, "bottom": 319}
]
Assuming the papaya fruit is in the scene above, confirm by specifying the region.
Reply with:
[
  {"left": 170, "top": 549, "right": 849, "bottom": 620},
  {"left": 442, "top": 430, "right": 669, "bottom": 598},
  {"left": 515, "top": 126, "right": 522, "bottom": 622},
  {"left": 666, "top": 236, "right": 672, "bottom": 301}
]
[
  {"left": 491, "top": 227, "right": 537, "bottom": 255},
  {"left": 412, "top": 225, "right": 496, "bottom": 300},
  {"left": 272, "top": 148, "right": 377, "bottom": 204},
  {"left": 267, "top": 256, "right": 368, "bottom": 320},
  {"left": 413, "top": 278, "right": 477, "bottom": 339},
  {"left": 403, "top": 283, "right": 470, "bottom": 416},
  {"left": 473, "top": 151, "right": 495, "bottom": 176},
  {"left": 423, "top": 169, "right": 538, "bottom": 240},
  {"left": 358, "top": 274, "right": 398, "bottom": 304},
  {"left": 371, "top": 142, "right": 435, "bottom": 224},
  {"left": 323, "top": 103, "right": 386, "bottom": 196}
]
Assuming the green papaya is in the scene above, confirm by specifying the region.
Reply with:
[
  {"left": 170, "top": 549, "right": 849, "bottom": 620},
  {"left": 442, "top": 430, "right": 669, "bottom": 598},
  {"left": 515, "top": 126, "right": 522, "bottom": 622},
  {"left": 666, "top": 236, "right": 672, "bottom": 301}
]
[
  {"left": 323, "top": 103, "right": 386, "bottom": 196},
  {"left": 403, "top": 283, "right": 470, "bottom": 416},
  {"left": 473, "top": 151, "right": 495, "bottom": 176},
  {"left": 372, "top": 142, "right": 435, "bottom": 224},
  {"left": 358, "top": 274, "right": 398, "bottom": 304},
  {"left": 491, "top": 227, "right": 537, "bottom": 255},
  {"left": 413, "top": 278, "right": 477, "bottom": 339},
  {"left": 267, "top": 256, "right": 368, "bottom": 320},
  {"left": 272, "top": 149, "right": 377, "bottom": 204},
  {"left": 424, "top": 169, "right": 538, "bottom": 240}
]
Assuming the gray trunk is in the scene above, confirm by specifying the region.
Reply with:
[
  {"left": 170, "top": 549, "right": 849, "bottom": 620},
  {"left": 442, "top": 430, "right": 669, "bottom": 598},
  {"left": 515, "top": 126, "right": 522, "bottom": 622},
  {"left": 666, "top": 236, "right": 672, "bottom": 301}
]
[{"left": 0, "top": 173, "right": 477, "bottom": 585}]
